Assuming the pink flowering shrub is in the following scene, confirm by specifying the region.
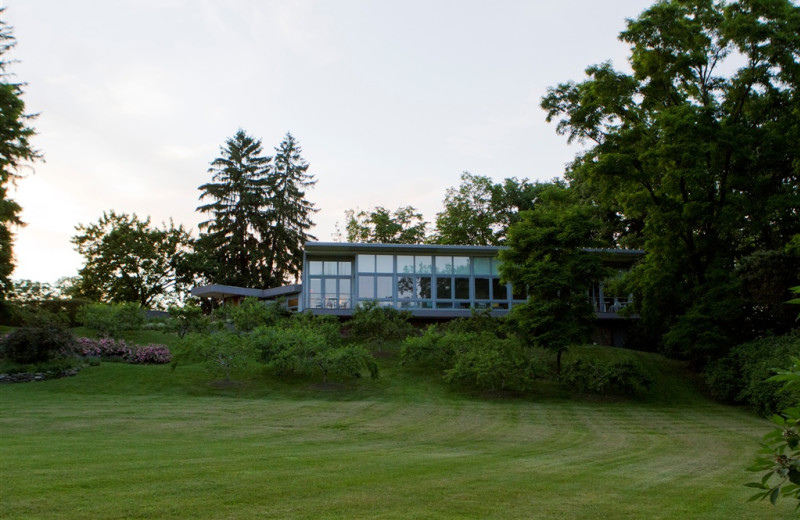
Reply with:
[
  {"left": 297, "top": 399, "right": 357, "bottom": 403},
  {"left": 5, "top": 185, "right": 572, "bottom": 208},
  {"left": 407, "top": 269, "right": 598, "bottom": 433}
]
[{"left": 75, "top": 337, "right": 171, "bottom": 365}]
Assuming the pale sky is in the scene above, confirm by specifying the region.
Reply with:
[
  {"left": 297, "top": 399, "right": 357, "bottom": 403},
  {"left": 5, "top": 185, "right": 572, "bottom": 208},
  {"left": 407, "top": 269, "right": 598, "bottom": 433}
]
[{"left": 4, "top": 0, "right": 654, "bottom": 284}]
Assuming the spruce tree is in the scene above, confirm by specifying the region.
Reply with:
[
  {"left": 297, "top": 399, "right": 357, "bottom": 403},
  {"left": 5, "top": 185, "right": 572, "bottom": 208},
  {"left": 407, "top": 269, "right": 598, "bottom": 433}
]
[
  {"left": 0, "top": 9, "right": 40, "bottom": 300},
  {"left": 267, "top": 132, "right": 316, "bottom": 284},
  {"left": 196, "top": 129, "right": 273, "bottom": 288}
]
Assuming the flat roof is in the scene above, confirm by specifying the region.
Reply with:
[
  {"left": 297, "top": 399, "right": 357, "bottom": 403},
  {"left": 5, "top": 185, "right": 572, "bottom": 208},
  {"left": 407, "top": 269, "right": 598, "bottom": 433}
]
[
  {"left": 306, "top": 241, "right": 644, "bottom": 257},
  {"left": 191, "top": 284, "right": 301, "bottom": 300}
]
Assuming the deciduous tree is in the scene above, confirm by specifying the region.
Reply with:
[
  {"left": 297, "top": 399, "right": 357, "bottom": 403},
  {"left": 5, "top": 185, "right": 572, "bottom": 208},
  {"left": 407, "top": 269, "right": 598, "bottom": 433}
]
[
  {"left": 541, "top": 0, "right": 800, "bottom": 361},
  {"left": 344, "top": 206, "right": 427, "bottom": 244},
  {"left": 500, "top": 184, "right": 608, "bottom": 372},
  {"left": 72, "top": 211, "right": 192, "bottom": 308}
]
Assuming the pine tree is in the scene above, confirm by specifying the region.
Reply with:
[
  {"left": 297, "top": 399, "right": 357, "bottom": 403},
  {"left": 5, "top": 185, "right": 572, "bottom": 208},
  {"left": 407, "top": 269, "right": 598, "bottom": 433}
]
[
  {"left": 196, "top": 129, "right": 273, "bottom": 288},
  {"left": 0, "top": 9, "right": 40, "bottom": 300},
  {"left": 267, "top": 132, "right": 317, "bottom": 284}
]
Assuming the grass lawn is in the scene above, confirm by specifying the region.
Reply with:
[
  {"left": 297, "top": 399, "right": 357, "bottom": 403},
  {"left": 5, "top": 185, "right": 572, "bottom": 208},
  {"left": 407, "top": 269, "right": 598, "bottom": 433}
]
[{"left": 0, "top": 342, "right": 796, "bottom": 519}]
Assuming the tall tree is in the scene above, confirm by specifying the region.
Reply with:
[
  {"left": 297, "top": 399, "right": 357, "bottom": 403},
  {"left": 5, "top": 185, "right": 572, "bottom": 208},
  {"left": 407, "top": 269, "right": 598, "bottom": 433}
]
[
  {"left": 0, "top": 9, "right": 40, "bottom": 300},
  {"left": 541, "top": 0, "right": 800, "bottom": 362},
  {"left": 196, "top": 129, "right": 273, "bottom": 288},
  {"left": 72, "top": 211, "right": 193, "bottom": 308},
  {"left": 345, "top": 206, "right": 427, "bottom": 244},
  {"left": 267, "top": 133, "right": 317, "bottom": 284},
  {"left": 500, "top": 184, "right": 608, "bottom": 372},
  {"left": 434, "top": 173, "right": 501, "bottom": 246},
  {"left": 433, "top": 172, "right": 552, "bottom": 246}
]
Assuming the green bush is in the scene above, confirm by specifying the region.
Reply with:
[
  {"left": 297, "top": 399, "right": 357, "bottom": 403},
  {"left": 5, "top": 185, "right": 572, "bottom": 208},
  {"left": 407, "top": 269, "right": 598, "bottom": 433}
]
[
  {"left": 400, "top": 325, "right": 458, "bottom": 369},
  {"left": 444, "top": 334, "right": 534, "bottom": 392},
  {"left": 167, "top": 304, "right": 213, "bottom": 338},
  {"left": 348, "top": 301, "right": 413, "bottom": 343},
  {"left": 561, "top": 358, "right": 652, "bottom": 396},
  {"left": 229, "top": 298, "right": 290, "bottom": 333},
  {"left": 704, "top": 333, "right": 800, "bottom": 416},
  {"left": 78, "top": 302, "right": 145, "bottom": 338},
  {"left": 0, "top": 323, "right": 77, "bottom": 365},
  {"left": 258, "top": 316, "right": 376, "bottom": 383}
]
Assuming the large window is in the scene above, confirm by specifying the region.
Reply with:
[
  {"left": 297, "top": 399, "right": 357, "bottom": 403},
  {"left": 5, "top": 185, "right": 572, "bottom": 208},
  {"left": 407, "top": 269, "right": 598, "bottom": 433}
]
[
  {"left": 357, "top": 254, "right": 394, "bottom": 305},
  {"left": 321, "top": 252, "right": 521, "bottom": 312},
  {"left": 307, "top": 259, "right": 353, "bottom": 309}
]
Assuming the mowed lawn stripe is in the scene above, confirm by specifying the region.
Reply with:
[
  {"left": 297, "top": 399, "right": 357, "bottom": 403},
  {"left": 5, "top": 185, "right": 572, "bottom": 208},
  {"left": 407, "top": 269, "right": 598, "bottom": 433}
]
[{"left": 1, "top": 359, "right": 797, "bottom": 519}]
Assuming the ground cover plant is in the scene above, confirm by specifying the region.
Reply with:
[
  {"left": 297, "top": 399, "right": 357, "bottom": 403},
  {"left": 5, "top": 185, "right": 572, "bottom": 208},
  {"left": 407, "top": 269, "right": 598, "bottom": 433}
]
[{"left": 1, "top": 340, "right": 796, "bottom": 519}]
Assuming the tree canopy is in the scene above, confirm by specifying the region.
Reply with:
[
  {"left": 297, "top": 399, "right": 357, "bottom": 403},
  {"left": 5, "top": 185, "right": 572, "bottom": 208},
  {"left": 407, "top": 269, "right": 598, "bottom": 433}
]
[
  {"left": 344, "top": 206, "right": 427, "bottom": 244},
  {"left": 500, "top": 184, "right": 608, "bottom": 371},
  {"left": 433, "top": 172, "right": 550, "bottom": 246},
  {"left": 0, "top": 9, "right": 40, "bottom": 300},
  {"left": 72, "top": 211, "right": 193, "bottom": 309},
  {"left": 196, "top": 130, "right": 316, "bottom": 288},
  {"left": 196, "top": 129, "right": 273, "bottom": 288},
  {"left": 541, "top": 0, "right": 800, "bottom": 361}
]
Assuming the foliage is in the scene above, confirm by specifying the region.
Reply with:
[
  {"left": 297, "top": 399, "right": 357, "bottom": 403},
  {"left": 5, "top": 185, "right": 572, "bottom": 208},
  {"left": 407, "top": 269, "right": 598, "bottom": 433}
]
[
  {"left": 196, "top": 129, "right": 272, "bottom": 288},
  {"left": 190, "top": 331, "right": 257, "bottom": 381},
  {"left": 348, "top": 301, "right": 414, "bottom": 344},
  {"left": 228, "top": 297, "right": 289, "bottom": 333},
  {"left": 442, "top": 309, "right": 508, "bottom": 337},
  {"left": 736, "top": 250, "right": 800, "bottom": 336},
  {"left": 0, "top": 322, "right": 76, "bottom": 364},
  {"left": 266, "top": 132, "right": 317, "bottom": 284},
  {"left": 78, "top": 302, "right": 145, "bottom": 339},
  {"left": 541, "top": 0, "right": 800, "bottom": 361},
  {"left": 0, "top": 10, "right": 40, "bottom": 301},
  {"left": 196, "top": 129, "right": 316, "bottom": 288},
  {"left": 72, "top": 211, "right": 193, "bottom": 308},
  {"left": 747, "top": 358, "right": 800, "bottom": 507},
  {"left": 256, "top": 314, "right": 377, "bottom": 383},
  {"left": 704, "top": 333, "right": 800, "bottom": 416},
  {"left": 75, "top": 337, "right": 171, "bottom": 365},
  {"left": 432, "top": 172, "right": 551, "bottom": 246},
  {"left": 401, "top": 327, "right": 540, "bottom": 391},
  {"left": 561, "top": 358, "right": 652, "bottom": 396},
  {"left": 443, "top": 334, "right": 534, "bottom": 392},
  {"left": 400, "top": 325, "right": 460, "bottom": 369},
  {"left": 500, "top": 184, "right": 608, "bottom": 372},
  {"left": 167, "top": 303, "right": 209, "bottom": 338},
  {"left": 344, "top": 206, "right": 427, "bottom": 244}
]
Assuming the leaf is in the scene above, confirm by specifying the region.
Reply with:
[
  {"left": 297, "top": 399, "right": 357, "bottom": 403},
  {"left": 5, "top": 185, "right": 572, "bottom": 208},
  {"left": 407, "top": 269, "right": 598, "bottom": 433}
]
[
  {"left": 745, "top": 482, "right": 768, "bottom": 489},
  {"left": 770, "top": 486, "right": 781, "bottom": 505}
]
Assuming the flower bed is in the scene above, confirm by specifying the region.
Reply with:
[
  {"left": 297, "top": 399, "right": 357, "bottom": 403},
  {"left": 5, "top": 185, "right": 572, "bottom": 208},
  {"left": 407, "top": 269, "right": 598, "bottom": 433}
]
[{"left": 75, "top": 338, "right": 171, "bottom": 365}]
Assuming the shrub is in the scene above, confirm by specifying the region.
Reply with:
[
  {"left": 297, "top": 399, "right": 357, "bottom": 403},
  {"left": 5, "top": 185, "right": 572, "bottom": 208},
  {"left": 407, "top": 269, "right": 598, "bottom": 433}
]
[
  {"left": 348, "top": 301, "right": 413, "bottom": 343},
  {"left": 444, "top": 335, "right": 534, "bottom": 392},
  {"left": 229, "top": 298, "right": 290, "bottom": 333},
  {"left": 400, "top": 325, "right": 457, "bottom": 369},
  {"left": 560, "top": 358, "right": 652, "bottom": 396},
  {"left": 703, "top": 333, "right": 800, "bottom": 416},
  {"left": 74, "top": 337, "right": 171, "bottom": 365},
  {"left": 190, "top": 331, "right": 257, "bottom": 381},
  {"left": 78, "top": 302, "right": 145, "bottom": 338},
  {"left": 0, "top": 323, "right": 77, "bottom": 364},
  {"left": 167, "top": 304, "right": 212, "bottom": 338}
]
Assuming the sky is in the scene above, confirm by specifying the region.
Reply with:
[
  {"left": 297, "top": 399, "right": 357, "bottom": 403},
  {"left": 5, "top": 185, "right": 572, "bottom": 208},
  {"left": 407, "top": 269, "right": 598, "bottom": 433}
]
[{"left": 3, "top": 0, "right": 655, "bottom": 284}]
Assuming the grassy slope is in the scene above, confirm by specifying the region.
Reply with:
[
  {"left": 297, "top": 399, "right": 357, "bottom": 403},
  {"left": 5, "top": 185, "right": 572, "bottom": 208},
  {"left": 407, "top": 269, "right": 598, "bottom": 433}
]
[{"left": 0, "top": 342, "right": 795, "bottom": 519}]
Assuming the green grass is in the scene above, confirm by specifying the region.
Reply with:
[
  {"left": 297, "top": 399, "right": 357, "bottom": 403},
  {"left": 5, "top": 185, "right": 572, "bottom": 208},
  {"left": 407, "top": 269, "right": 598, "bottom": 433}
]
[{"left": 0, "top": 342, "right": 796, "bottom": 519}]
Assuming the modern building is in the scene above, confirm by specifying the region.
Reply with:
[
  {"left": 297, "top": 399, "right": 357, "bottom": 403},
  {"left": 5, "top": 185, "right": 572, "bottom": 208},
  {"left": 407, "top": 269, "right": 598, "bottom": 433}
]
[{"left": 192, "top": 241, "right": 643, "bottom": 321}]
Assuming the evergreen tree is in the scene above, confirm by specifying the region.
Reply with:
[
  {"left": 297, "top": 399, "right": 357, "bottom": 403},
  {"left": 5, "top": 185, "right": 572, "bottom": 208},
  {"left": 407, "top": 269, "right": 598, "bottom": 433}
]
[
  {"left": 0, "top": 9, "right": 40, "bottom": 300},
  {"left": 267, "top": 133, "right": 317, "bottom": 284},
  {"left": 196, "top": 129, "right": 273, "bottom": 288}
]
